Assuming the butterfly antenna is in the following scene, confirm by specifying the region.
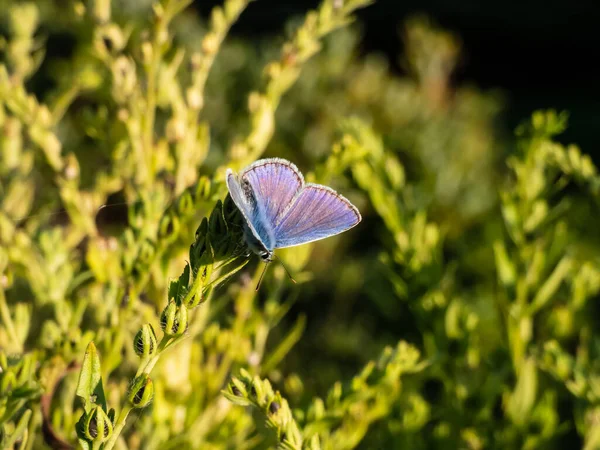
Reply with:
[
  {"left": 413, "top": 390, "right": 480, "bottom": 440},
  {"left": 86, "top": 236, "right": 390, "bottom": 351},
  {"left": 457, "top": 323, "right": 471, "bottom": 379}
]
[
  {"left": 273, "top": 254, "right": 297, "bottom": 284},
  {"left": 255, "top": 262, "right": 269, "bottom": 291}
]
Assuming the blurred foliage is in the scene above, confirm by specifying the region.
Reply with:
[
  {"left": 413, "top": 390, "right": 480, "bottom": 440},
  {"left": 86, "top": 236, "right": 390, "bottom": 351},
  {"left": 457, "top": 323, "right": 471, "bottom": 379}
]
[{"left": 0, "top": 0, "right": 599, "bottom": 449}]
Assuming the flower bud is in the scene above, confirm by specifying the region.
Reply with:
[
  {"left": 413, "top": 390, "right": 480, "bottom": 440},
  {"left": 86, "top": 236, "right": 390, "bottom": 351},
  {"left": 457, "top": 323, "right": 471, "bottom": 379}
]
[
  {"left": 127, "top": 374, "right": 154, "bottom": 408},
  {"left": 83, "top": 406, "right": 113, "bottom": 442},
  {"left": 177, "top": 191, "right": 194, "bottom": 215},
  {"left": 229, "top": 377, "right": 247, "bottom": 397},
  {"left": 195, "top": 176, "right": 212, "bottom": 201},
  {"left": 269, "top": 401, "right": 280, "bottom": 415},
  {"left": 158, "top": 214, "right": 179, "bottom": 245},
  {"left": 133, "top": 324, "right": 158, "bottom": 358},
  {"left": 160, "top": 302, "right": 188, "bottom": 336},
  {"left": 182, "top": 291, "right": 203, "bottom": 310}
]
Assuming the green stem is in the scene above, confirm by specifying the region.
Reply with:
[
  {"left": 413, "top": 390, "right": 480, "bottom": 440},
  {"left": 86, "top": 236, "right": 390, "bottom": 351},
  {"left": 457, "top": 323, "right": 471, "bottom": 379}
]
[
  {"left": 103, "top": 404, "right": 134, "bottom": 450},
  {"left": 135, "top": 336, "right": 172, "bottom": 377},
  {"left": 106, "top": 336, "right": 177, "bottom": 449},
  {"left": 134, "top": 354, "right": 151, "bottom": 378}
]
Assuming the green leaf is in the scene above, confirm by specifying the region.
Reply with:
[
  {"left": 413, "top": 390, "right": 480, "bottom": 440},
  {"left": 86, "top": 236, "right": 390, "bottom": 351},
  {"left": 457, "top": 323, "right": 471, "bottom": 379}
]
[
  {"left": 221, "top": 389, "right": 253, "bottom": 406},
  {"left": 168, "top": 262, "right": 190, "bottom": 305},
  {"left": 76, "top": 342, "right": 106, "bottom": 412},
  {"left": 76, "top": 413, "right": 92, "bottom": 450}
]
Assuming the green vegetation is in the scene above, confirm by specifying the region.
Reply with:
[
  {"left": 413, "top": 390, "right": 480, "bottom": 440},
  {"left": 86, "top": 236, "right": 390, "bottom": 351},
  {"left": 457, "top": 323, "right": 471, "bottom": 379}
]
[{"left": 1, "top": 0, "right": 599, "bottom": 449}]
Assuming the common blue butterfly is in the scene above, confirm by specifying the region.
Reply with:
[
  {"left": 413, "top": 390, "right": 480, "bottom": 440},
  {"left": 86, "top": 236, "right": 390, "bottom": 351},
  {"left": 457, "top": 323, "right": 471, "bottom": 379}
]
[{"left": 226, "top": 158, "right": 361, "bottom": 283}]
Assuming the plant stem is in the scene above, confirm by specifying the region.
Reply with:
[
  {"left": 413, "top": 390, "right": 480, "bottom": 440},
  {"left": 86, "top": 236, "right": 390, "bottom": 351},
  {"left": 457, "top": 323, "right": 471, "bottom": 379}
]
[{"left": 103, "top": 404, "right": 134, "bottom": 450}]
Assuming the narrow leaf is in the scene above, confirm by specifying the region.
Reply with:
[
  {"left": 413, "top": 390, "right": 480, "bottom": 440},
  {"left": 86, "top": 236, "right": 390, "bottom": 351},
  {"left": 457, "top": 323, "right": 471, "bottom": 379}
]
[{"left": 76, "top": 342, "right": 106, "bottom": 412}]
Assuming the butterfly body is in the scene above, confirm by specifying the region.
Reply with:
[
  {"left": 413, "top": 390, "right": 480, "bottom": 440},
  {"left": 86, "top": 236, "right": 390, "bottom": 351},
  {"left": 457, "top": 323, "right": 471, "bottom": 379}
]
[{"left": 226, "top": 158, "right": 361, "bottom": 263}]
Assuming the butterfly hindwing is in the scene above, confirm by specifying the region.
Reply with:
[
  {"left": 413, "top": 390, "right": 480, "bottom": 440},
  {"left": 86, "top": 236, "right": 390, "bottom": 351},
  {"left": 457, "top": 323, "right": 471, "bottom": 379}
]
[
  {"left": 240, "top": 158, "right": 304, "bottom": 225},
  {"left": 273, "top": 184, "right": 361, "bottom": 249}
]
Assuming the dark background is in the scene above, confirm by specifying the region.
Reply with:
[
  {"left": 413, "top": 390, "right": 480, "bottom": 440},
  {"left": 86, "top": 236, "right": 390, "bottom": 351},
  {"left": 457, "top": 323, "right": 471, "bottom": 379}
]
[{"left": 194, "top": 0, "right": 600, "bottom": 155}]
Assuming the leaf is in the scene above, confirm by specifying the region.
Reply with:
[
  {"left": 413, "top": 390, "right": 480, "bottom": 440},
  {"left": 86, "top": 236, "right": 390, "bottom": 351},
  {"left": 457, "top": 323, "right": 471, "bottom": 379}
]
[
  {"left": 76, "top": 342, "right": 106, "bottom": 412},
  {"left": 168, "top": 262, "right": 190, "bottom": 305},
  {"left": 76, "top": 413, "right": 92, "bottom": 450},
  {"left": 221, "top": 389, "right": 253, "bottom": 407}
]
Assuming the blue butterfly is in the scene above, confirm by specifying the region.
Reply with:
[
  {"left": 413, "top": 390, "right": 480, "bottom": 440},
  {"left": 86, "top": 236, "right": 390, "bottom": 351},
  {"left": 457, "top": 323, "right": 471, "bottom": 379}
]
[{"left": 226, "top": 158, "right": 361, "bottom": 284}]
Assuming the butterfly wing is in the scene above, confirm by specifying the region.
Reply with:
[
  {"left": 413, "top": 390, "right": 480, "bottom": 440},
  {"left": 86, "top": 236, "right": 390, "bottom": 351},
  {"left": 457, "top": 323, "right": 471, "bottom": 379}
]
[
  {"left": 273, "top": 183, "right": 361, "bottom": 249},
  {"left": 226, "top": 169, "right": 275, "bottom": 251},
  {"left": 239, "top": 158, "right": 304, "bottom": 225}
]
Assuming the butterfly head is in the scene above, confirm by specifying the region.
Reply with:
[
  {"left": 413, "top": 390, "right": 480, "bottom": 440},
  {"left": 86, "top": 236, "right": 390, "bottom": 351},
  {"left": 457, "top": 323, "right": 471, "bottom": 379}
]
[{"left": 259, "top": 250, "right": 274, "bottom": 263}]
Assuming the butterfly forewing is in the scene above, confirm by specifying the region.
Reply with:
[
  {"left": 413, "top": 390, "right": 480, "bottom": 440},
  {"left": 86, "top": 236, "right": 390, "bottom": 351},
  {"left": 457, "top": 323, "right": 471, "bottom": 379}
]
[
  {"left": 240, "top": 158, "right": 304, "bottom": 225},
  {"left": 273, "top": 184, "right": 361, "bottom": 249},
  {"left": 226, "top": 170, "right": 275, "bottom": 250}
]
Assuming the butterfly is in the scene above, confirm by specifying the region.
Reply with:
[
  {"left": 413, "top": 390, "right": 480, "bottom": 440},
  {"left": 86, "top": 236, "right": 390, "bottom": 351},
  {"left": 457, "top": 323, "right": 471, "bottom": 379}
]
[{"left": 226, "top": 158, "right": 361, "bottom": 287}]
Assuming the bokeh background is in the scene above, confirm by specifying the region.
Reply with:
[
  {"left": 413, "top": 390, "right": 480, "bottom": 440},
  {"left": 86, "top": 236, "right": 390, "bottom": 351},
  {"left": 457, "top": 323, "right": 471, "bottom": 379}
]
[
  {"left": 2, "top": 0, "right": 600, "bottom": 448},
  {"left": 192, "top": 0, "right": 600, "bottom": 151}
]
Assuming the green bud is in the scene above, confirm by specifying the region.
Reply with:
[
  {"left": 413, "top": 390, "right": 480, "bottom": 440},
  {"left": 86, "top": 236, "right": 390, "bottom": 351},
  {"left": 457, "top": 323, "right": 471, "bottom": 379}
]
[
  {"left": 83, "top": 406, "right": 113, "bottom": 442},
  {"left": 195, "top": 176, "right": 212, "bottom": 200},
  {"left": 177, "top": 191, "right": 194, "bottom": 215},
  {"left": 133, "top": 324, "right": 158, "bottom": 358},
  {"left": 230, "top": 377, "right": 248, "bottom": 398},
  {"left": 183, "top": 292, "right": 202, "bottom": 310},
  {"left": 269, "top": 401, "right": 280, "bottom": 415},
  {"left": 127, "top": 374, "right": 154, "bottom": 408},
  {"left": 160, "top": 302, "right": 188, "bottom": 336},
  {"left": 158, "top": 214, "right": 179, "bottom": 244},
  {"left": 231, "top": 385, "right": 242, "bottom": 396}
]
